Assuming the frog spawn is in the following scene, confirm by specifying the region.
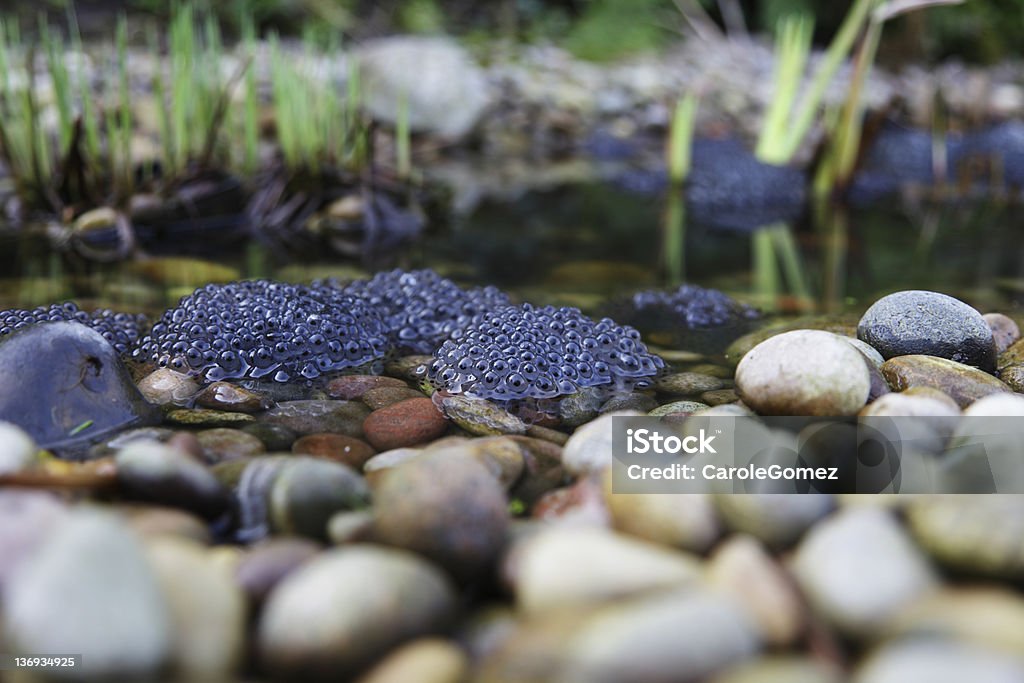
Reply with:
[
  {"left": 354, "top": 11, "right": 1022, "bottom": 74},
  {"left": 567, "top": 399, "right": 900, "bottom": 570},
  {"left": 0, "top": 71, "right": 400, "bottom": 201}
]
[
  {"left": 0, "top": 302, "right": 148, "bottom": 355},
  {"left": 426, "top": 303, "right": 665, "bottom": 402},
  {"left": 338, "top": 268, "right": 512, "bottom": 354},
  {"left": 131, "top": 280, "right": 389, "bottom": 383}
]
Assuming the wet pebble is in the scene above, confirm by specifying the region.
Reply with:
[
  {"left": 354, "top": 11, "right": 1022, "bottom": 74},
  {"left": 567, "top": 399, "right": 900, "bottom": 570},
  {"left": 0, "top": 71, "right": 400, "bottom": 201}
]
[
  {"left": 509, "top": 526, "right": 701, "bottom": 615},
  {"left": 598, "top": 392, "right": 659, "bottom": 414},
  {"left": 701, "top": 388, "right": 740, "bottom": 405},
  {"left": 648, "top": 400, "right": 710, "bottom": 416},
  {"left": 195, "top": 381, "right": 273, "bottom": 413},
  {"left": 326, "top": 374, "right": 410, "bottom": 400},
  {"left": 706, "top": 536, "right": 804, "bottom": 647},
  {"left": 559, "top": 387, "right": 605, "bottom": 427},
  {"left": 115, "top": 440, "right": 230, "bottom": 519},
  {"left": 146, "top": 538, "right": 246, "bottom": 679},
  {"left": 137, "top": 368, "right": 199, "bottom": 407},
  {"left": 857, "top": 290, "right": 996, "bottom": 370},
  {"left": 792, "top": 507, "right": 938, "bottom": 637},
  {"left": 372, "top": 450, "right": 508, "bottom": 579},
  {"left": 433, "top": 393, "right": 527, "bottom": 436},
  {"left": 355, "top": 638, "right": 468, "bottom": 683},
  {"left": 0, "top": 420, "right": 35, "bottom": 474},
  {"left": 3, "top": 510, "right": 172, "bottom": 679},
  {"left": 881, "top": 355, "right": 1010, "bottom": 408},
  {"left": 654, "top": 372, "right": 726, "bottom": 396},
  {"left": 196, "top": 427, "right": 267, "bottom": 462},
  {"left": 260, "top": 399, "right": 370, "bottom": 437},
  {"left": 234, "top": 537, "right": 323, "bottom": 603},
  {"left": 385, "top": 354, "right": 436, "bottom": 381},
  {"left": 166, "top": 408, "right": 256, "bottom": 427},
  {"left": 361, "top": 386, "right": 426, "bottom": 410},
  {"left": 854, "top": 641, "right": 1024, "bottom": 683},
  {"left": 363, "top": 397, "right": 449, "bottom": 450},
  {"left": 257, "top": 545, "right": 456, "bottom": 679},
  {"left": 984, "top": 312, "right": 1020, "bottom": 354},
  {"left": 736, "top": 330, "right": 871, "bottom": 416},
  {"left": 714, "top": 494, "right": 834, "bottom": 548},
  {"left": 293, "top": 433, "right": 377, "bottom": 470},
  {"left": 563, "top": 411, "right": 642, "bottom": 475},
  {"left": 241, "top": 422, "right": 297, "bottom": 451}
]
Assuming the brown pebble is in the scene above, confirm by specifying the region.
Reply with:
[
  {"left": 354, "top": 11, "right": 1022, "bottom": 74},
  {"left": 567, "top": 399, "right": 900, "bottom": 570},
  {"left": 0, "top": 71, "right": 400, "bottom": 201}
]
[
  {"left": 196, "top": 428, "right": 266, "bottom": 463},
  {"left": 363, "top": 398, "right": 449, "bottom": 450},
  {"left": 195, "top": 381, "right": 273, "bottom": 413},
  {"left": 700, "top": 389, "right": 739, "bottom": 406},
  {"left": 362, "top": 386, "right": 426, "bottom": 411},
  {"left": 292, "top": 433, "right": 377, "bottom": 470},
  {"left": 326, "top": 375, "right": 409, "bottom": 400},
  {"left": 984, "top": 313, "right": 1021, "bottom": 355},
  {"left": 525, "top": 424, "right": 569, "bottom": 446}
]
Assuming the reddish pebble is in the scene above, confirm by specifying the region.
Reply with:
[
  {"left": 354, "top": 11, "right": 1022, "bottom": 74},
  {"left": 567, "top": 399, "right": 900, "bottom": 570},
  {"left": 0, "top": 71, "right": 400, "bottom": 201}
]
[
  {"left": 326, "top": 375, "right": 409, "bottom": 400},
  {"left": 292, "top": 433, "right": 377, "bottom": 470},
  {"left": 362, "top": 398, "right": 448, "bottom": 450},
  {"left": 361, "top": 386, "right": 425, "bottom": 410}
]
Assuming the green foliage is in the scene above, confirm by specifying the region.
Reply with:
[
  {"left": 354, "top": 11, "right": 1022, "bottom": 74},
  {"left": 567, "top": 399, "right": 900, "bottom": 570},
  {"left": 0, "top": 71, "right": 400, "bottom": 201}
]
[{"left": 565, "top": 0, "right": 671, "bottom": 62}]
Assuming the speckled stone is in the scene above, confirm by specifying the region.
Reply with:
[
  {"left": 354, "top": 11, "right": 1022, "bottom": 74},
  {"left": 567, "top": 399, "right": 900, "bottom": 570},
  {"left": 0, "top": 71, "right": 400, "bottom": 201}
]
[
  {"left": 259, "top": 400, "right": 371, "bottom": 437},
  {"left": 857, "top": 290, "right": 996, "bottom": 370},
  {"left": 881, "top": 355, "right": 1010, "bottom": 408}
]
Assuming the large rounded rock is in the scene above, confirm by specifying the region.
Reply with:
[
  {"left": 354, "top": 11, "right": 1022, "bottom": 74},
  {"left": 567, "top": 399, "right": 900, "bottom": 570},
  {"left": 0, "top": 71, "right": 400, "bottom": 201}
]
[
  {"left": 2, "top": 509, "right": 172, "bottom": 679},
  {"left": 0, "top": 321, "right": 159, "bottom": 450},
  {"left": 792, "top": 507, "right": 939, "bottom": 637},
  {"left": 857, "top": 290, "right": 996, "bottom": 370},
  {"left": 356, "top": 36, "right": 491, "bottom": 140},
  {"left": 735, "top": 330, "right": 871, "bottom": 416},
  {"left": 258, "top": 545, "right": 456, "bottom": 679},
  {"left": 372, "top": 450, "right": 508, "bottom": 579}
]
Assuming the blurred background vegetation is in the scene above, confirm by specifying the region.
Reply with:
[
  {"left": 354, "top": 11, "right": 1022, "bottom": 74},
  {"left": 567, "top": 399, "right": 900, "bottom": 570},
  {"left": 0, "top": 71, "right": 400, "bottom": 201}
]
[{"left": 20, "top": 0, "right": 1024, "bottom": 64}]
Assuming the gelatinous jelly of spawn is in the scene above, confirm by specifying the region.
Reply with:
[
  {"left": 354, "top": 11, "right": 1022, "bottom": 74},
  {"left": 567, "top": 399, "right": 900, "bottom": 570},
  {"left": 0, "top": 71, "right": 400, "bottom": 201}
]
[
  {"left": 0, "top": 302, "right": 147, "bottom": 355},
  {"left": 427, "top": 303, "right": 665, "bottom": 400}
]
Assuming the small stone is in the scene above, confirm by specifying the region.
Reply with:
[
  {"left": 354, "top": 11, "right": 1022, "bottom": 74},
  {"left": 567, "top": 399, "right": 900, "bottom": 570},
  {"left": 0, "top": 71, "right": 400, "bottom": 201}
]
[
  {"left": 706, "top": 536, "right": 804, "bottom": 647},
  {"left": 241, "top": 422, "right": 297, "bottom": 451},
  {"left": 257, "top": 545, "right": 456, "bottom": 678},
  {"left": 372, "top": 451, "right": 508, "bottom": 579},
  {"left": 726, "top": 316, "right": 859, "bottom": 366},
  {"left": 234, "top": 537, "right": 322, "bottom": 603},
  {"left": 997, "top": 364, "right": 1024, "bottom": 392},
  {"left": 603, "top": 475, "right": 721, "bottom": 553},
  {"left": 292, "top": 433, "right": 377, "bottom": 470},
  {"left": 166, "top": 408, "right": 255, "bottom": 427},
  {"left": 384, "top": 354, "right": 435, "bottom": 381},
  {"left": 196, "top": 428, "right": 266, "bottom": 462},
  {"left": 137, "top": 368, "right": 199, "bottom": 407},
  {"left": 424, "top": 436, "right": 526, "bottom": 490},
  {"left": 327, "top": 510, "right": 375, "bottom": 545},
  {"left": 525, "top": 424, "right": 570, "bottom": 446},
  {"left": 326, "top": 374, "right": 410, "bottom": 400},
  {"left": 363, "top": 398, "right": 449, "bottom": 450},
  {"left": 116, "top": 440, "right": 231, "bottom": 519},
  {"left": 433, "top": 393, "right": 527, "bottom": 436},
  {"left": 648, "top": 400, "right": 710, "bottom": 416},
  {"left": 2, "top": 510, "right": 172, "bottom": 679},
  {"left": 363, "top": 447, "right": 425, "bottom": 484},
  {"left": 362, "top": 386, "right": 426, "bottom": 410},
  {"left": 260, "top": 400, "right": 371, "bottom": 437},
  {"left": 559, "top": 387, "right": 605, "bottom": 428},
  {"left": 510, "top": 526, "right": 701, "bottom": 615},
  {"left": 0, "top": 420, "right": 36, "bottom": 474},
  {"left": 355, "top": 638, "right": 468, "bottom": 683},
  {"left": 599, "top": 392, "right": 659, "bottom": 414},
  {"left": 701, "top": 389, "right": 740, "bottom": 405},
  {"left": 881, "top": 355, "right": 1010, "bottom": 408},
  {"left": 655, "top": 372, "right": 726, "bottom": 396},
  {"left": 736, "top": 330, "right": 872, "bottom": 416},
  {"left": 854, "top": 641, "right": 1024, "bottom": 683},
  {"left": 195, "top": 381, "right": 272, "bottom": 413},
  {"left": 857, "top": 290, "right": 996, "bottom": 370},
  {"left": 715, "top": 494, "right": 834, "bottom": 548},
  {"left": 146, "top": 538, "right": 246, "bottom": 679},
  {"left": 563, "top": 411, "right": 640, "bottom": 475},
  {"left": 792, "top": 507, "right": 938, "bottom": 637},
  {"left": 984, "top": 313, "right": 1020, "bottom": 354}
]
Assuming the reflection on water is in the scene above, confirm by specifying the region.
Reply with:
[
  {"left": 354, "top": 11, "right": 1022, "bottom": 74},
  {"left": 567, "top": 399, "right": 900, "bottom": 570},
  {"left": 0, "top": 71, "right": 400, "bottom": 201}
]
[{"left": 1, "top": 182, "right": 1023, "bottom": 322}]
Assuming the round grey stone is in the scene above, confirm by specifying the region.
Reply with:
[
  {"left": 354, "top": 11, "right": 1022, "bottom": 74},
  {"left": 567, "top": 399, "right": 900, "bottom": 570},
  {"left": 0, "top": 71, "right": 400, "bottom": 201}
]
[{"left": 857, "top": 290, "right": 996, "bottom": 370}]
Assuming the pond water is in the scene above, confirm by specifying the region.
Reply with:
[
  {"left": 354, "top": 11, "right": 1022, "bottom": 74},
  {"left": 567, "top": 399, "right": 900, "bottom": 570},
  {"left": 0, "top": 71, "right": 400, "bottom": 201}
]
[{"left": 2, "top": 180, "right": 1022, "bottom": 345}]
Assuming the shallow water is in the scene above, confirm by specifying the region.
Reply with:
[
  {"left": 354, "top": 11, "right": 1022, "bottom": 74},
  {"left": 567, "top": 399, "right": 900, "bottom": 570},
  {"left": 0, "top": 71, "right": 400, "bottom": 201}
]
[{"left": 2, "top": 181, "right": 1023, "bottom": 333}]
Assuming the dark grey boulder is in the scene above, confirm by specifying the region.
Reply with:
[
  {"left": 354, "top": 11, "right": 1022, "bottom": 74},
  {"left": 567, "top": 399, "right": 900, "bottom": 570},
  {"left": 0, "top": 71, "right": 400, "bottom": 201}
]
[
  {"left": 0, "top": 321, "right": 160, "bottom": 453},
  {"left": 857, "top": 290, "right": 996, "bottom": 371}
]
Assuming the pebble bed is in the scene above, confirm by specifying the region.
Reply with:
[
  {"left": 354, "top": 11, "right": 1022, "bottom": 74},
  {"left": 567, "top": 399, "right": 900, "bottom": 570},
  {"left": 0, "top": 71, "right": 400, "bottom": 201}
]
[{"left": 2, "top": 280, "right": 1024, "bottom": 682}]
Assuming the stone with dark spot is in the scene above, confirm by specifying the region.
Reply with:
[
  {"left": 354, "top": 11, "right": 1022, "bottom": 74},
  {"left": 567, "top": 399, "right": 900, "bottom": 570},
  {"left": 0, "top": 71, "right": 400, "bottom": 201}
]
[
  {"left": 0, "top": 321, "right": 160, "bottom": 452},
  {"left": 857, "top": 291, "right": 996, "bottom": 371}
]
